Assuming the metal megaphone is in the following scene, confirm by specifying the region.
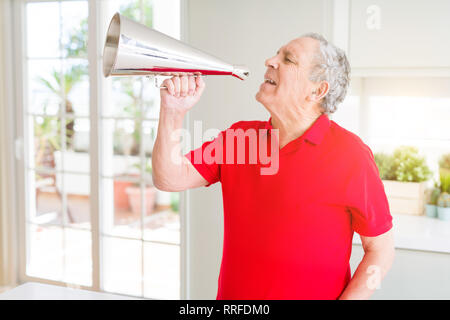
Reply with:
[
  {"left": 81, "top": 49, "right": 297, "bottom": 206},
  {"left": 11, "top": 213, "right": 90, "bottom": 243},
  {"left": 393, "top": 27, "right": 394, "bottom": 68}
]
[{"left": 102, "top": 13, "right": 250, "bottom": 82}]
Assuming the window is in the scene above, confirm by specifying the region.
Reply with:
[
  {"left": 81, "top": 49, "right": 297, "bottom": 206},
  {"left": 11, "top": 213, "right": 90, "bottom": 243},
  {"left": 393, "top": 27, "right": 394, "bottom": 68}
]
[
  {"left": 362, "top": 78, "right": 450, "bottom": 181},
  {"left": 333, "top": 77, "right": 450, "bottom": 182},
  {"left": 17, "top": 0, "right": 181, "bottom": 299},
  {"left": 331, "top": 77, "right": 450, "bottom": 252}
]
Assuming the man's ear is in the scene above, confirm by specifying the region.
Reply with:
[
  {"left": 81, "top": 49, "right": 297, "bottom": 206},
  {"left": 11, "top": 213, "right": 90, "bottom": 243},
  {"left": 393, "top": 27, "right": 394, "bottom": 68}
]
[{"left": 311, "top": 81, "right": 329, "bottom": 102}]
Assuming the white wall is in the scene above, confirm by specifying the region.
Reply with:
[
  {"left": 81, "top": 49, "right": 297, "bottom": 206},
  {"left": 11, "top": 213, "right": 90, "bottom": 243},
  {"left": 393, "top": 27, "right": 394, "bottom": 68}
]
[
  {"left": 184, "top": 0, "right": 450, "bottom": 300},
  {"left": 185, "top": 0, "right": 329, "bottom": 299}
]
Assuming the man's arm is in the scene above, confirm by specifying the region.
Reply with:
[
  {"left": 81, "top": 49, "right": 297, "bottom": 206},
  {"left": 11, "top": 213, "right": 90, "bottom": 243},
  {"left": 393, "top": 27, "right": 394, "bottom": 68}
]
[
  {"left": 152, "top": 75, "right": 209, "bottom": 192},
  {"left": 338, "top": 229, "right": 395, "bottom": 300}
]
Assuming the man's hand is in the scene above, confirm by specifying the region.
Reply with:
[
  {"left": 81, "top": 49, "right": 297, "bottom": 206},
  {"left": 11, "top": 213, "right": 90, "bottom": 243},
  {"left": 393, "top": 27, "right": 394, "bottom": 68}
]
[
  {"left": 152, "top": 74, "right": 210, "bottom": 192},
  {"left": 160, "top": 75, "right": 205, "bottom": 114}
]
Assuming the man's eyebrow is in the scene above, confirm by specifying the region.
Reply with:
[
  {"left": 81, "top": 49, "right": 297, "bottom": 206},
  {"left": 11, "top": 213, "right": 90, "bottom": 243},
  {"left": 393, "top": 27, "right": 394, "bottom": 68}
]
[{"left": 277, "top": 49, "right": 296, "bottom": 59}]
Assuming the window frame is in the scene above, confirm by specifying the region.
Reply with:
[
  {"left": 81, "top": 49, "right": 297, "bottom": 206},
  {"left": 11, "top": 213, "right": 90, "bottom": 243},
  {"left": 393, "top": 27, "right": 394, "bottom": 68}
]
[{"left": 11, "top": 0, "right": 190, "bottom": 299}]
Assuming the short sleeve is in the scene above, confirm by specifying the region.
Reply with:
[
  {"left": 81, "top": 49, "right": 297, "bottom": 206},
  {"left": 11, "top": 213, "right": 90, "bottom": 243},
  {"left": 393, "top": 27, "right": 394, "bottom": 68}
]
[
  {"left": 346, "top": 146, "right": 393, "bottom": 237},
  {"left": 184, "top": 130, "right": 226, "bottom": 187}
]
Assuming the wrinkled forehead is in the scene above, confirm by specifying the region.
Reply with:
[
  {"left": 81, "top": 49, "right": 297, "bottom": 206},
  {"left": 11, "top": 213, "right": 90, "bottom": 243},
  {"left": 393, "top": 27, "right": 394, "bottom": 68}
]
[{"left": 283, "top": 37, "right": 319, "bottom": 65}]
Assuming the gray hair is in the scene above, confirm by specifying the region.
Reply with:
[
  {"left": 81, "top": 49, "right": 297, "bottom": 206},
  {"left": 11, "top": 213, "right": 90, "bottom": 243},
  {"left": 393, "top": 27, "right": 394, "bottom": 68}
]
[{"left": 301, "top": 32, "right": 350, "bottom": 114}]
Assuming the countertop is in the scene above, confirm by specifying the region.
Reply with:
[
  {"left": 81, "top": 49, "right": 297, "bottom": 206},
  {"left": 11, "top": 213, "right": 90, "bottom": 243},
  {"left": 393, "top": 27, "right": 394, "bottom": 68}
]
[{"left": 352, "top": 213, "right": 450, "bottom": 254}]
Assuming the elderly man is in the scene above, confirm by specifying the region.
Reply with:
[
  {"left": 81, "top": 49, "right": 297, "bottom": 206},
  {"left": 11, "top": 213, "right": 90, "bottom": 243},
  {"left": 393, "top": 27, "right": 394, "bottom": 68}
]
[{"left": 152, "top": 33, "right": 395, "bottom": 300}]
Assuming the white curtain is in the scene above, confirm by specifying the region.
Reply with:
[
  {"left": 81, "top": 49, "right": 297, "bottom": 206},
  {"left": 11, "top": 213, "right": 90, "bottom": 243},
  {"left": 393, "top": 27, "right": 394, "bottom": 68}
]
[
  {"left": 0, "top": 0, "right": 7, "bottom": 287},
  {"left": 0, "top": 0, "right": 16, "bottom": 289}
]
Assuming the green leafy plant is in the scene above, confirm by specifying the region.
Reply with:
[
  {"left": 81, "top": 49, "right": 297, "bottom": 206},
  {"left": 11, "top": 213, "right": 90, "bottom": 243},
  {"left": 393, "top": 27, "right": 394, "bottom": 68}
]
[
  {"left": 439, "top": 153, "right": 450, "bottom": 170},
  {"left": 120, "top": 0, "right": 153, "bottom": 27},
  {"left": 37, "top": 13, "right": 88, "bottom": 150},
  {"left": 170, "top": 192, "right": 180, "bottom": 213},
  {"left": 440, "top": 171, "right": 450, "bottom": 194},
  {"left": 439, "top": 154, "right": 450, "bottom": 186},
  {"left": 130, "top": 160, "right": 153, "bottom": 187},
  {"left": 374, "top": 153, "right": 396, "bottom": 180},
  {"left": 34, "top": 112, "right": 61, "bottom": 168},
  {"left": 391, "top": 146, "right": 432, "bottom": 182},
  {"left": 133, "top": 160, "right": 152, "bottom": 175},
  {"left": 112, "top": 2, "right": 155, "bottom": 156},
  {"left": 427, "top": 187, "right": 441, "bottom": 205},
  {"left": 436, "top": 154, "right": 450, "bottom": 208},
  {"left": 34, "top": 114, "right": 60, "bottom": 150},
  {"left": 121, "top": 79, "right": 145, "bottom": 155},
  {"left": 34, "top": 16, "right": 88, "bottom": 186},
  {"left": 437, "top": 192, "right": 450, "bottom": 208},
  {"left": 64, "top": 18, "right": 87, "bottom": 58},
  {"left": 374, "top": 146, "right": 432, "bottom": 182},
  {"left": 114, "top": 76, "right": 155, "bottom": 156}
]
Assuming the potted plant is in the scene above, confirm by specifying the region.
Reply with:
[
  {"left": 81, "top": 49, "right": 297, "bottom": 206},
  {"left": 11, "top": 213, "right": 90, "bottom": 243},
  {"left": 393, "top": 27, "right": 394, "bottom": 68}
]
[
  {"left": 375, "top": 146, "right": 432, "bottom": 215},
  {"left": 114, "top": 178, "right": 133, "bottom": 210},
  {"left": 34, "top": 113, "right": 61, "bottom": 167},
  {"left": 374, "top": 153, "right": 396, "bottom": 181},
  {"left": 437, "top": 154, "right": 450, "bottom": 221},
  {"left": 125, "top": 160, "right": 156, "bottom": 216},
  {"left": 425, "top": 184, "right": 440, "bottom": 218},
  {"left": 437, "top": 191, "right": 450, "bottom": 221},
  {"left": 438, "top": 153, "right": 450, "bottom": 173},
  {"left": 112, "top": 76, "right": 155, "bottom": 208}
]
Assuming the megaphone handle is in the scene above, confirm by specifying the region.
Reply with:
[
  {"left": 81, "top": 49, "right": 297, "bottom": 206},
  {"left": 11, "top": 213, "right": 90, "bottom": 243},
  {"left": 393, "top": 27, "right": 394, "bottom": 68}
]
[
  {"left": 149, "top": 75, "right": 204, "bottom": 89},
  {"left": 152, "top": 77, "right": 167, "bottom": 89}
]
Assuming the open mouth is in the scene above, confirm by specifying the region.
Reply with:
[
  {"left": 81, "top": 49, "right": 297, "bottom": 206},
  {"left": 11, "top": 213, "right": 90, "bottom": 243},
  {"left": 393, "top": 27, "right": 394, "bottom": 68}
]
[{"left": 264, "top": 78, "right": 277, "bottom": 86}]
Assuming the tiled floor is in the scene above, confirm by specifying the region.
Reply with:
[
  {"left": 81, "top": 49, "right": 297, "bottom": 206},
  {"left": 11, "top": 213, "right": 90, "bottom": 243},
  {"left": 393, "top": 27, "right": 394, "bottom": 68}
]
[
  {"left": 27, "top": 191, "right": 180, "bottom": 299},
  {"left": 35, "top": 191, "right": 174, "bottom": 226}
]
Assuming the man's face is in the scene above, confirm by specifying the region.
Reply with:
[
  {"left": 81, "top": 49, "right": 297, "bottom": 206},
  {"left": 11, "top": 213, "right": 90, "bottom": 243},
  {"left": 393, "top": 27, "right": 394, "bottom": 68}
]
[{"left": 255, "top": 37, "right": 319, "bottom": 113}]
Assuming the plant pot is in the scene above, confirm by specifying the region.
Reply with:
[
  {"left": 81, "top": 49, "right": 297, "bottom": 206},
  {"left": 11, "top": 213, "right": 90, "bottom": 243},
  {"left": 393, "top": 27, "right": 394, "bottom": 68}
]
[
  {"left": 382, "top": 180, "right": 427, "bottom": 215},
  {"left": 425, "top": 204, "right": 438, "bottom": 218},
  {"left": 437, "top": 206, "right": 450, "bottom": 221},
  {"left": 114, "top": 180, "right": 133, "bottom": 210},
  {"left": 125, "top": 186, "right": 156, "bottom": 216}
]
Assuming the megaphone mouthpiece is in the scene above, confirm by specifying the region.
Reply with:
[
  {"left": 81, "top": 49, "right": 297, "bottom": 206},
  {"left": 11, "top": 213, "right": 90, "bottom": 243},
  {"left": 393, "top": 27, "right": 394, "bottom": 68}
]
[{"left": 232, "top": 65, "right": 250, "bottom": 80}]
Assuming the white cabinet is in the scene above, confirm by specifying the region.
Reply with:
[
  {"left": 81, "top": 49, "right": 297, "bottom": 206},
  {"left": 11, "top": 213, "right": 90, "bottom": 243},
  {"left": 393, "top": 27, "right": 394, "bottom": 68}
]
[{"left": 347, "top": 0, "right": 450, "bottom": 70}]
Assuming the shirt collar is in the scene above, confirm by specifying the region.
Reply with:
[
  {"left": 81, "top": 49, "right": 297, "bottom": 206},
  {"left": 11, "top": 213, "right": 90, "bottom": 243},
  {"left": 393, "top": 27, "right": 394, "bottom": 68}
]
[{"left": 264, "top": 113, "right": 330, "bottom": 146}]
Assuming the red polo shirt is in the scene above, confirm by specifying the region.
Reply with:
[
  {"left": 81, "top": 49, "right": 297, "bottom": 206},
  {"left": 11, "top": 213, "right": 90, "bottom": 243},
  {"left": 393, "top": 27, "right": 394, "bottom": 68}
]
[{"left": 185, "top": 113, "right": 393, "bottom": 300}]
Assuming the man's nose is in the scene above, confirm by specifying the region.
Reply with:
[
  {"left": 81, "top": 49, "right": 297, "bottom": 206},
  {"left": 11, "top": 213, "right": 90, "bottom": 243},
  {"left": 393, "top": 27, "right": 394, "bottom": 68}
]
[{"left": 265, "top": 56, "right": 278, "bottom": 69}]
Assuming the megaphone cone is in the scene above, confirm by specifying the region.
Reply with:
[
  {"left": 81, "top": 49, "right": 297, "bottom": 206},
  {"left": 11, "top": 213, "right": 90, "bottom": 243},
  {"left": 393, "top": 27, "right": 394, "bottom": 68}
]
[{"left": 103, "top": 13, "right": 250, "bottom": 80}]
